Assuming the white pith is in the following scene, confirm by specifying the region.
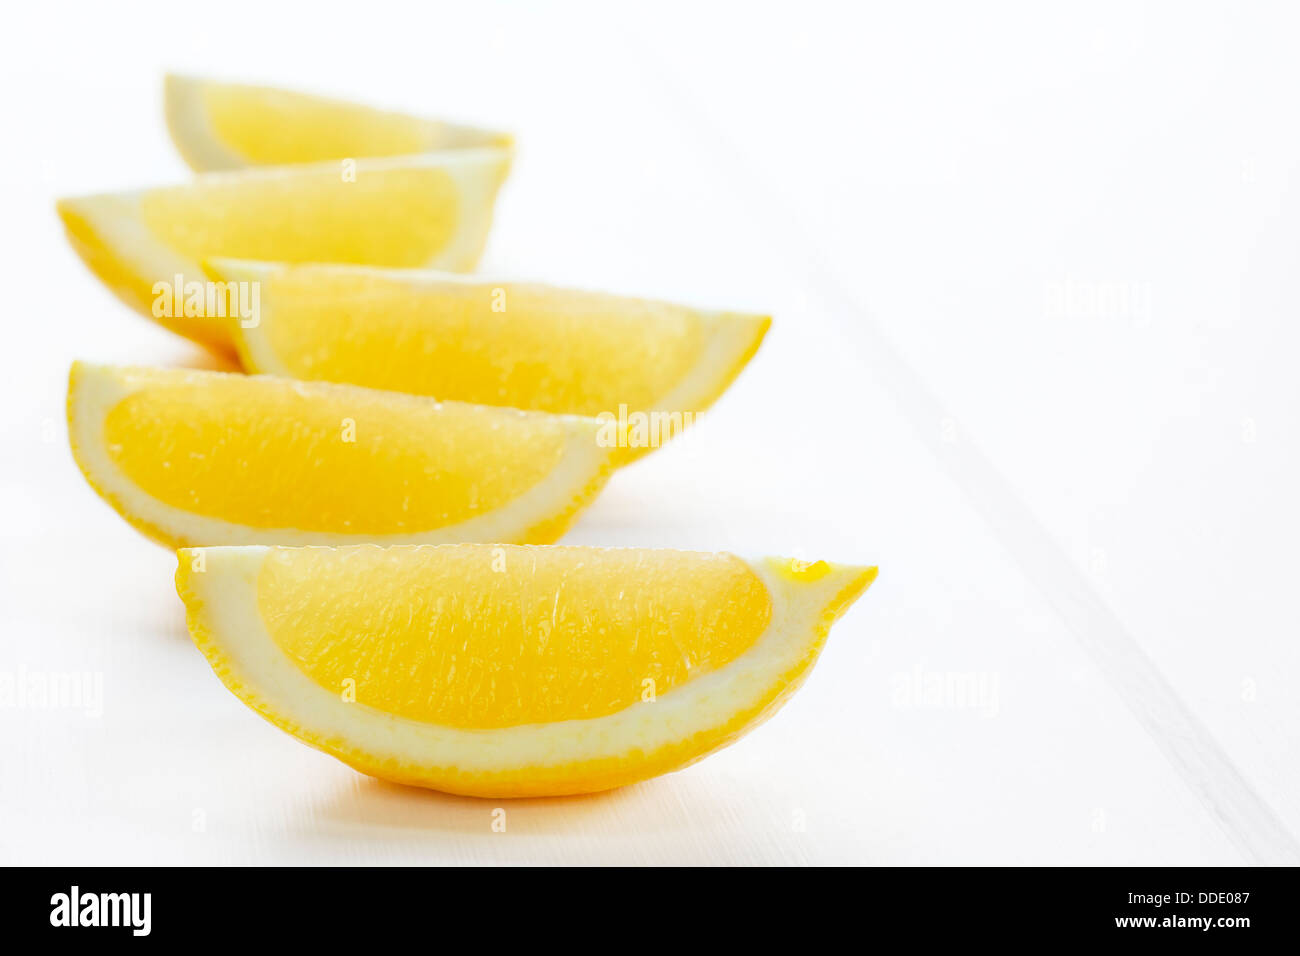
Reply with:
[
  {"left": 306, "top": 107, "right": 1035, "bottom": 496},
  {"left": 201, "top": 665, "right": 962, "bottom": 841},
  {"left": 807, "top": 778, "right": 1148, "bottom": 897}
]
[
  {"left": 69, "top": 363, "right": 611, "bottom": 547},
  {"left": 164, "top": 73, "right": 510, "bottom": 173},
  {"left": 181, "top": 545, "right": 867, "bottom": 776},
  {"left": 217, "top": 260, "right": 767, "bottom": 417},
  {"left": 164, "top": 74, "right": 246, "bottom": 171},
  {"left": 58, "top": 149, "right": 511, "bottom": 323}
]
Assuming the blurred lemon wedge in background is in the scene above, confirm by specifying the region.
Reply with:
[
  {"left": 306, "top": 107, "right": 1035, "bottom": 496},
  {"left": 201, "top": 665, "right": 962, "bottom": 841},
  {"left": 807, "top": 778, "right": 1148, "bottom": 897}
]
[
  {"left": 176, "top": 543, "right": 876, "bottom": 797},
  {"left": 68, "top": 363, "right": 612, "bottom": 549},
  {"left": 56, "top": 151, "right": 511, "bottom": 351},
  {"left": 211, "top": 260, "right": 770, "bottom": 458},
  {"left": 165, "top": 74, "right": 513, "bottom": 171}
]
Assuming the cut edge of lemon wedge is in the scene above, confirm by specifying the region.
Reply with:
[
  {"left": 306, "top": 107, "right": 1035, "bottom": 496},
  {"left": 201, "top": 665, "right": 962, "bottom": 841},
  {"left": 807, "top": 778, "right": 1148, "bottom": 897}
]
[
  {"left": 207, "top": 259, "right": 771, "bottom": 463},
  {"left": 67, "top": 361, "right": 614, "bottom": 549},
  {"left": 165, "top": 73, "right": 514, "bottom": 172},
  {"left": 56, "top": 150, "right": 512, "bottom": 351},
  {"left": 176, "top": 544, "right": 877, "bottom": 797}
]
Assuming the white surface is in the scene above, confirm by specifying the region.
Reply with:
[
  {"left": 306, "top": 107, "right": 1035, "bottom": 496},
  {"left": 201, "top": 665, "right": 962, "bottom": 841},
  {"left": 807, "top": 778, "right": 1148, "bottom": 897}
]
[{"left": 1, "top": 0, "right": 1296, "bottom": 865}]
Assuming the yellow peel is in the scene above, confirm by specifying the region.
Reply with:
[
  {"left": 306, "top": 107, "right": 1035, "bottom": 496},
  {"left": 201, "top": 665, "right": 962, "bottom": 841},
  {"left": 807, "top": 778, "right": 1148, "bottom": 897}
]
[
  {"left": 211, "top": 260, "right": 770, "bottom": 460},
  {"left": 177, "top": 544, "right": 877, "bottom": 797},
  {"left": 57, "top": 152, "right": 510, "bottom": 352},
  {"left": 165, "top": 74, "right": 513, "bottom": 171},
  {"left": 68, "top": 362, "right": 613, "bottom": 549}
]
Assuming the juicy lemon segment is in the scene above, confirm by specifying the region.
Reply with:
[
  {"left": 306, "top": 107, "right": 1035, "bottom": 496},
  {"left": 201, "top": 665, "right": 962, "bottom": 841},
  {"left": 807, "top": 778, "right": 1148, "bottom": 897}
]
[
  {"left": 69, "top": 363, "right": 613, "bottom": 549},
  {"left": 177, "top": 544, "right": 877, "bottom": 797},
  {"left": 103, "top": 377, "right": 567, "bottom": 534},
  {"left": 216, "top": 261, "right": 770, "bottom": 452},
  {"left": 166, "top": 74, "right": 512, "bottom": 171},
  {"left": 56, "top": 152, "right": 510, "bottom": 351},
  {"left": 140, "top": 166, "right": 459, "bottom": 267},
  {"left": 257, "top": 545, "right": 773, "bottom": 729}
]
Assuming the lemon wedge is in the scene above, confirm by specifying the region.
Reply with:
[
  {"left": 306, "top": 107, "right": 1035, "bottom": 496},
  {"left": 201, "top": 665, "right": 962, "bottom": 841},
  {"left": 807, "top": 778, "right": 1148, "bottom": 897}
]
[
  {"left": 57, "top": 151, "right": 510, "bottom": 351},
  {"left": 165, "top": 74, "right": 512, "bottom": 171},
  {"left": 211, "top": 260, "right": 769, "bottom": 458},
  {"left": 177, "top": 544, "right": 876, "bottom": 797},
  {"left": 68, "top": 363, "right": 612, "bottom": 549}
]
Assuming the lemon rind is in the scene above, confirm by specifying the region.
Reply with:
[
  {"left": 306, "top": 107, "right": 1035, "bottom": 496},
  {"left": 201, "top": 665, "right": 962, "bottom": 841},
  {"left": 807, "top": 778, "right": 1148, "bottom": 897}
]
[
  {"left": 176, "top": 544, "right": 876, "bottom": 797},
  {"left": 56, "top": 151, "right": 512, "bottom": 351},
  {"left": 210, "top": 260, "right": 769, "bottom": 463},
  {"left": 67, "top": 362, "right": 614, "bottom": 549},
  {"left": 164, "top": 74, "right": 514, "bottom": 173},
  {"left": 164, "top": 74, "right": 247, "bottom": 172}
]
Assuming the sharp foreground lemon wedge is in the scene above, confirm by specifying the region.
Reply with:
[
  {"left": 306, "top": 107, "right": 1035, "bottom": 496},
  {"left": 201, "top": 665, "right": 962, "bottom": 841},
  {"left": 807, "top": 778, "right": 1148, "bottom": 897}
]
[
  {"left": 176, "top": 544, "right": 876, "bottom": 797},
  {"left": 56, "top": 151, "right": 511, "bottom": 351},
  {"left": 165, "top": 74, "right": 513, "bottom": 172},
  {"left": 211, "top": 260, "right": 770, "bottom": 457},
  {"left": 68, "top": 363, "right": 613, "bottom": 549}
]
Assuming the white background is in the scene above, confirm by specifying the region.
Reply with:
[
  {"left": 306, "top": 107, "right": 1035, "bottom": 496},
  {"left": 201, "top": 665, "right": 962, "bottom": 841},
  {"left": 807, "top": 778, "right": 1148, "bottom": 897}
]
[{"left": 2, "top": 0, "right": 1297, "bottom": 865}]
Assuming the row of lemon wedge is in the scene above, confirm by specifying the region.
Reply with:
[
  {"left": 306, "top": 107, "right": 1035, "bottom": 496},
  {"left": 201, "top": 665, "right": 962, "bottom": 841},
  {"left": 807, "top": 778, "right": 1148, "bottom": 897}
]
[{"left": 59, "top": 76, "right": 875, "bottom": 798}]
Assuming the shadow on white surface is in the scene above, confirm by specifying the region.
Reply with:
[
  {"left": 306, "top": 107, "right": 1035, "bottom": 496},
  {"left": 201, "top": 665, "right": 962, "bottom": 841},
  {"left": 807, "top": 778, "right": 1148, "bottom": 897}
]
[{"left": 284, "top": 770, "right": 821, "bottom": 865}]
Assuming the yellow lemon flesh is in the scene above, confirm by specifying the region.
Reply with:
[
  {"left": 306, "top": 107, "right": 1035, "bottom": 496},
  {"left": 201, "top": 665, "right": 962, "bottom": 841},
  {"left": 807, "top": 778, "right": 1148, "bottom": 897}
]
[
  {"left": 177, "top": 544, "right": 876, "bottom": 797},
  {"left": 68, "top": 363, "right": 612, "bottom": 549},
  {"left": 215, "top": 260, "right": 770, "bottom": 459},
  {"left": 56, "top": 152, "right": 510, "bottom": 352},
  {"left": 165, "top": 74, "right": 512, "bottom": 171}
]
